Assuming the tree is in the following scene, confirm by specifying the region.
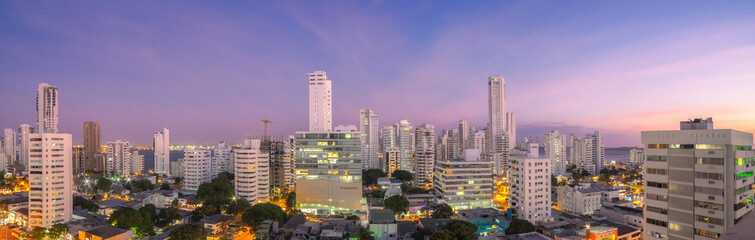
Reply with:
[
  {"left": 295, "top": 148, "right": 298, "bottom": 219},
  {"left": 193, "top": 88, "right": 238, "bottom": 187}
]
[
  {"left": 383, "top": 195, "right": 409, "bottom": 216},
  {"left": 131, "top": 179, "right": 155, "bottom": 193},
  {"left": 371, "top": 189, "right": 385, "bottom": 199},
  {"left": 196, "top": 179, "right": 234, "bottom": 201},
  {"left": 356, "top": 226, "right": 375, "bottom": 240},
  {"left": 29, "top": 227, "right": 46, "bottom": 240},
  {"left": 73, "top": 196, "right": 100, "bottom": 213},
  {"left": 400, "top": 183, "right": 428, "bottom": 194},
  {"left": 551, "top": 174, "right": 559, "bottom": 187},
  {"left": 156, "top": 207, "right": 181, "bottom": 228},
  {"left": 412, "top": 228, "right": 432, "bottom": 240},
  {"left": 109, "top": 207, "right": 155, "bottom": 237},
  {"left": 284, "top": 191, "right": 296, "bottom": 213},
  {"left": 391, "top": 170, "right": 413, "bottom": 182},
  {"left": 362, "top": 169, "right": 387, "bottom": 186},
  {"left": 174, "top": 177, "right": 183, "bottom": 184},
  {"left": 242, "top": 203, "right": 286, "bottom": 230},
  {"left": 441, "top": 220, "right": 477, "bottom": 240},
  {"left": 161, "top": 183, "right": 171, "bottom": 190},
  {"left": 226, "top": 197, "right": 252, "bottom": 215},
  {"left": 346, "top": 215, "right": 361, "bottom": 220},
  {"left": 217, "top": 172, "right": 234, "bottom": 183},
  {"left": 139, "top": 204, "right": 157, "bottom": 221},
  {"left": 505, "top": 219, "right": 537, "bottom": 235},
  {"left": 429, "top": 229, "right": 455, "bottom": 240},
  {"left": 431, "top": 203, "right": 454, "bottom": 218},
  {"left": 47, "top": 223, "right": 68, "bottom": 240},
  {"left": 170, "top": 224, "right": 207, "bottom": 240},
  {"left": 598, "top": 174, "right": 611, "bottom": 184},
  {"left": 94, "top": 178, "right": 112, "bottom": 194}
]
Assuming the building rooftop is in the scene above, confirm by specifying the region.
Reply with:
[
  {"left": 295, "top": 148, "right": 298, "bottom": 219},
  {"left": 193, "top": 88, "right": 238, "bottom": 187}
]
[
  {"left": 369, "top": 209, "right": 395, "bottom": 224},
  {"left": 97, "top": 199, "right": 127, "bottom": 208},
  {"left": 418, "top": 218, "right": 452, "bottom": 232},
  {"left": 82, "top": 225, "right": 131, "bottom": 238},
  {"left": 495, "top": 232, "right": 552, "bottom": 240},
  {"left": 576, "top": 188, "right": 601, "bottom": 194},
  {"left": 456, "top": 208, "right": 504, "bottom": 220},
  {"left": 201, "top": 214, "right": 235, "bottom": 224}
]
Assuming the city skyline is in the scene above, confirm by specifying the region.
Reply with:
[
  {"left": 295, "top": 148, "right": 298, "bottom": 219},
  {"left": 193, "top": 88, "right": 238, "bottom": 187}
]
[{"left": 2, "top": 1, "right": 755, "bottom": 146}]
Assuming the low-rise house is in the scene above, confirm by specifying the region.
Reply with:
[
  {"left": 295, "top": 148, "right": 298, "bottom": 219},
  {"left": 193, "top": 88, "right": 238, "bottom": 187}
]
[
  {"left": 78, "top": 225, "right": 133, "bottom": 240},
  {"left": 201, "top": 214, "right": 236, "bottom": 239},
  {"left": 456, "top": 208, "right": 510, "bottom": 236},
  {"left": 368, "top": 209, "right": 397, "bottom": 240},
  {"left": 417, "top": 218, "right": 452, "bottom": 232},
  {"left": 97, "top": 199, "right": 128, "bottom": 217},
  {"left": 69, "top": 209, "right": 110, "bottom": 236},
  {"left": 557, "top": 182, "right": 601, "bottom": 215},
  {"left": 134, "top": 190, "right": 177, "bottom": 209}
]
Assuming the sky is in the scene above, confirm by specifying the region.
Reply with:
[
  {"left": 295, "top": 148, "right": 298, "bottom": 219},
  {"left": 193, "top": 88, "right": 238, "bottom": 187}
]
[{"left": 1, "top": 1, "right": 754, "bottom": 147}]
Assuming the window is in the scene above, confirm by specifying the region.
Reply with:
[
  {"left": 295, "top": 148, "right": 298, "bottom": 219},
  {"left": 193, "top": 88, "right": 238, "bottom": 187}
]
[
  {"left": 647, "top": 181, "right": 668, "bottom": 189},
  {"left": 646, "top": 206, "right": 668, "bottom": 214},
  {"left": 696, "top": 215, "right": 723, "bottom": 225},
  {"left": 647, "top": 155, "right": 667, "bottom": 162},
  {"left": 646, "top": 168, "right": 667, "bottom": 175},
  {"left": 647, "top": 218, "right": 667, "bottom": 227},
  {"left": 695, "top": 172, "right": 723, "bottom": 180},
  {"left": 647, "top": 144, "right": 669, "bottom": 149}
]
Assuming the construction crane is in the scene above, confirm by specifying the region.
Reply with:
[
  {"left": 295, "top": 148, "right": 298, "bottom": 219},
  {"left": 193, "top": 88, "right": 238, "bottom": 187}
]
[{"left": 261, "top": 120, "right": 274, "bottom": 140}]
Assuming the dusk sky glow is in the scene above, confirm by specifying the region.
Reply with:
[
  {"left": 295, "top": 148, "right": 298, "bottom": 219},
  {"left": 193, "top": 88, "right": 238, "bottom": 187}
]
[{"left": 1, "top": 1, "right": 754, "bottom": 147}]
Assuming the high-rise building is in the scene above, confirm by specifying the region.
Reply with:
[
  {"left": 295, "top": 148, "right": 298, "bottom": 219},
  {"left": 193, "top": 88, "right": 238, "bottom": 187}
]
[
  {"left": 212, "top": 142, "right": 231, "bottom": 179},
  {"left": 447, "top": 129, "right": 460, "bottom": 159},
  {"left": 587, "top": 131, "right": 605, "bottom": 173},
  {"left": 170, "top": 160, "right": 184, "bottom": 178},
  {"left": 235, "top": 139, "right": 270, "bottom": 204},
  {"left": 630, "top": 148, "right": 644, "bottom": 165},
  {"left": 381, "top": 126, "right": 396, "bottom": 152},
  {"left": 72, "top": 146, "right": 86, "bottom": 175},
  {"left": 131, "top": 150, "right": 144, "bottom": 174},
  {"left": 3, "top": 129, "right": 17, "bottom": 168},
  {"left": 488, "top": 75, "right": 506, "bottom": 172},
  {"left": 573, "top": 137, "right": 595, "bottom": 174},
  {"left": 472, "top": 129, "right": 486, "bottom": 154},
  {"left": 506, "top": 112, "right": 517, "bottom": 149},
  {"left": 510, "top": 143, "right": 551, "bottom": 223},
  {"left": 184, "top": 148, "right": 212, "bottom": 191},
  {"left": 36, "top": 83, "right": 59, "bottom": 134},
  {"left": 384, "top": 147, "right": 400, "bottom": 175},
  {"left": 641, "top": 118, "right": 754, "bottom": 240},
  {"left": 458, "top": 120, "right": 471, "bottom": 151},
  {"left": 396, "top": 120, "right": 414, "bottom": 172},
  {"left": 105, "top": 140, "right": 131, "bottom": 177},
  {"left": 436, "top": 130, "right": 449, "bottom": 160},
  {"left": 360, "top": 109, "right": 380, "bottom": 170},
  {"left": 18, "top": 124, "right": 31, "bottom": 171},
  {"left": 294, "top": 126, "right": 362, "bottom": 215},
  {"left": 308, "top": 70, "right": 332, "bottom": 132},
  {"left": 29, "top": 133, "right": 72, "bottom": 227},
  {"left": 434, "top": 149, "right": 494, "bottom": 210},
  {"left": 83, "top": 121, "right": 102, "bottom": 171},
  {"left": 414, "top": 124, "right": 435, "bottom": 189},
  {"left": 545, "top": 130, "right": 567, "bottom": 176},
  {"left": 153, "top": 128, "right": 170, "bottom": 175},
  {"left": 262, "top": 139, "right": 292, "bottom": 195}
]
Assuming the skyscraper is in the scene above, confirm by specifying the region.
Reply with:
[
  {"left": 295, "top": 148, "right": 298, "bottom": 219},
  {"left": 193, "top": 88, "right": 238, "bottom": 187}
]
[
  {"left": 586, "top": 131, "right": 605, "bottom": 173},
  {"left": 263, "top": 139, "right": 292, "bottom": 195},
  {"left": 212, "top": 142, "right": 231, "bottom": 179},
  {"left": 131, "top": 150, "right": 144, "bottom": 174},
  {"left": 642, "top": 118, "right": 754, "bottom": 240},
  {"left": 360, "top": 109, "right": 380, "bottom": 170},
  {"left": 3, "top": 129, "right": 17, "bottom": 168},
  {"left": 510, "top": 143, "right": 551, "bottom": 223},
  {"left": 488, "top": 75, "right": 507, "bottom": 175},
  {"left": 381, "top": 125, "right": 396, "bottom": 152},
  {"left": 458, "top": 120, "right": 472, "bottom": 152},
  {"left": 36, "top": 83, "right": 59, "bottom": 134},
  {"left": 83, "top": 121, "right": 102, "bottom": 171},
  {"left": 72, "top": 145, "right": 86, "bottom": 175},
  {"left": 396, "top": 120, "right": 415, "bottom": 172},
  {"left": 414, "top": 124, "right": 435, "bottom": 189},
  {"left": 308, "top": 70, "right": 332, "bottom": 132},
  {"left": 506, "top": 112, "right": 517, "bottom": 149},
  {"left": 573, "top": 137, "right": 595, "bottom": 174},
  {"left": 184, "top": 148, "right": 212, "bottom": 191},
  {"left": 235, "top": 139, "right": 270, "bottom": 204},
  {"left": 105, "top": 140, "right": 131, "bottom": 177},
  {"left": 153, "top": 128, "right": 170, "bottom": 175},
  {"left": 434, "top": 150, "right": 494, "bottom": 210},
  {"left": 29, "top": 133, "right": 72, "bottom": 227},
  {"left": 18, "top": 124, "right": 31, "bottom": 171},
  {"left": 545, "top": 130, "right": 567, "bottom": 176}
]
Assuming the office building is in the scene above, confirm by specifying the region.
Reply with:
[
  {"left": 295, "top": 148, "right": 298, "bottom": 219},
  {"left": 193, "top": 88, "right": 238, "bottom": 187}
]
[
  {"left": 381, "top": 126, "right": 396, "bottom": 152},
  {"left": 642, "top": 118, "right": 755, "bottom": 240},
  {"left": 36, "top": 83, "right": 59, "bottom": 134},
  {"left": 308, "top": 70, "right": 332, "bottom": 132},
  {"left": 545, "top": 130, "right": 567, "bottom": 176},
  {"left": 506, "top": 112, "right": 517, "bottom": 150},
  {"left": 83, "top": 121, "right": 102, "bottom": 171},
  {"left": 153, "top": 128, "right": 170, "bottom": 175},
  {"left": 294, "top": 126, "right": 362, "bottom": 215},
  {"left": 447, "top": 129, "right": 460, "bottom": 159},
  {"left": 557, "top": 182, "right": 602, "bottom": 215},
  {"left": 472, "top": 130, "right": 486, "bottom": 154},
  {"left": 105, "top": 140, "right": 131, "bottom": 177},
  {"left": 396, "top": 120, "right": 414, "bottom": 172},
  {"left": 510, "top": 143, "right": 551, "bottom": 223},
  {"left": 434, "top": 149, "right": 494, "bottom": 210},
  {"left": 360, "top": 109, "right": 380, "bottom": 170},
  {"left": 131, "top": 150, "right": 144, "bottom": 174},
  {"left": 414, "top": 124, "right": 435, "bottom": 189},
  {"left": 212, "top": 142, "right": 231, "bottom": 179},
  {"left": 29, "top": 133, "right": 72, "bottom": 227},
  {"left": 459, "top": 120, "right": 471, "bottom": 151},
  {"left": 183, "top": 148, "right": 212, "bottom": 191},
  {"left": 262, "top": 139, "right": 292, "bottom": 195},
  {"left": 18, "top": 124, "right": 31, "bottom": 171},
  {"left": 436, "top": 130, "right": 449, "bottom": 160},
  {"left": 235, "top": 139, "right": 270, "bottom": 203},
  {"left": 3, "top": 129, "right": 17, "bottom": 168}
]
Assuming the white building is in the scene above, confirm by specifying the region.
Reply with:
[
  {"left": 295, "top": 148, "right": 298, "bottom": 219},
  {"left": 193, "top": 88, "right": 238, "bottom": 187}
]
[
  {"left": 131, "top": 150, "right": 144, "bottom": 174},
  {"left": 472, "top": 130, "right": 486, "bottom": 154},
  {"left": 3, "top": 129, "right": 17, "bottom": 168},
  {"left": 153, "top": 128, "right": 170, "bottom": 175},
  {"left": 642, "top": 118, "right": 755, "bottom": 240},
  {"left": 587, "top": 131, "right": 605, "bottom": 173},
  {"left": 557, "top": 182, "right": 602, "bottom": 215},
  {"left": 545, "top": 130, "right": 567, "bottom": 176},
  {"left": 212, "top": 142, "right": 231, "bottom": 179},
  {"left": 384, "top": 147, "right": 399, "bottom": 175},
  {"left": 360, "top": 109, "right": 380, "bottom": 170},
  {"left": 396, "top": 120, "right": 414, "bottom": 172},
  {"left": 630, "top": 148, "right": 644, "bottom": 165},
  {"left": 510, "top": 144, "right": 551, "bottom": 223},
  {"left": 488, "top": 75, "right": 506, "bottom": 173},
  {"left": 458, "top": 120, "right": 472, "bottom": 152},
  {"left": 18, "top": 124, "right": 31, "bottom": 171},
  {"left": 36, "top": 83, "right": 59, "bottom": 134},
  {"left": 414, "top": 124, "right": 435, "bottom": 189},
  {"left": 105, "top": 140, "right": 131, "bottom": 177},
  {"left": 308, "top": 70, "right": 332, "bottom": 132},
  {"left": 447, "top": 129, "right": 460, "bottom": 159},
  {"left": 381, "top": 126, "right": 396, "bottom": 153},
  {"left": 234, "top": 139, "right": 270, "bottom": 204},
  {"left": 573, "top": 137, "right": 595, "bottom": 174},
  {"left": 29, "top": 133, "right": 72, "bottom": 227},
  {"left": 434, "top": 149, "right": 494, "bottom": 210},
  {"left": 183, "top": 148, "right": 212, "bottom": 191}
]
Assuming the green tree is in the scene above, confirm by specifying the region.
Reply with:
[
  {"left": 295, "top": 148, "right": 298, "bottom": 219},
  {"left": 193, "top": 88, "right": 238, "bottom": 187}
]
[
  {"left": 400, "top": 183, "right": 428, "bottom": 194},
  {"left": 391, "top": 170, "right": 414, "bottom": 182},
  {"left": 170, "top": 224, "right": 207, "bottom": 240},
  {"left": 598, "top": 174, "right": 611, "bottom": 184},
  {"left": 428, "top": 229, "right": 455, "bottom": 240},
  {"left": 505, "top": 219, "right": 537, "bottom": 235},
  {"left": 156, "top": 207, "right": 181, "bottom": 228},
  {"left": 94, "top": 178, "right": 112, "bottom": 194},
  {"left": 551, "top": 174, "right": 559, "bottom": 187},
  {"left": 371, "top": 189, "right": 385, "bottom": 199},
  {"left": 441, "top": 220, "right": 477, "bottom": 240},
  {"left": 161, "top": 183, "right": 171, "bottom": 190},
  {"left": 131, "top": 179, "right": 155, "bottom": 193},
  {"left": 174, "top": 177, "right": 183, "bottom": 184},
  {"left": 28, "top": 227, "right": 46, "bottom": 240},
  {"left": 217, "top": 172, "right": 234, "bottom": 183},
  {"left": 196, "top": 179, "right": 234, "bottom": 201},
  {"left": 431, "top": 203, "right": 454, "bottom": 218},
  {"left": 139, "top": 204, "right": 157, "bottom": 221},
  {"left": 109, "top": 207, "right": 155, "bottom": 237},
  {"left": 47, "top": 223, "right": 68, "bottom": 240},
  {"left": 383, "top": 195, "right": 409, "bottom": 216},
  {"left": 241, "top": 203, "right": 286, "bottom": 230},
  {"left": 227, "top": 197, "right": 252, "bottom": 215},
  {"left": 412, "top": 228, "right": 432, "bottom": 240},
  {"left": 356, "top": 226, "right": 375, "bottom": 240},
  {"left": 346, "top": 215, "right": 361, "bottom": 220},
  {"left": 284, "top": 191, "right": 296, "bottom": 213},
  {"left": 73, "top": 196, "right": 100, "bottom": 213},
  {"left": 362, "top": 169, "right": 387, "bottom": 186}
]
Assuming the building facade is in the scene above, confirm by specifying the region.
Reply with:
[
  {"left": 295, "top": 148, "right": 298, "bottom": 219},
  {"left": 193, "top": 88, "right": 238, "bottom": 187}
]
[
  {"left": 557, "top": 182, "right": 602, "bottom": 215},
  {"left": 360, "top": 109, "right": 380, "bottom": 170},
  {"left": 18, "top": 124, "right": 31, "bottom": 171},
  {"left": 414, "top": 124, "right": 435, "bottom": 189},
  {"left": 36, "top": 83, "right": 59, "bottom": 134},
  {"left": 183, "top": 148, "right": 212, "bottom": 191},
  {"left": 235, "top": 139, "right": 270, "bottom": 203},
  {"left": 83, "top": 121, "right": 101, "bottom": 171},
  {"left": 545, "top": 130, "right": 567, "bottom": 176},
  {"left": 131, "top": 150, "right": 144, "bottom": 174},
  {"left": 434, "top": 154, "right": 494, "bottom": 210},
  {"left": 308, "top": 70, "right": 332, "bottom": 132},
  {"left": 212, "top": 142, "right": 231, "bottom": 179},
  {"left": 153, "top": 128, "right": 170, "bottom": 175},
  {"left": 510, "top": 146, "right": 552, "bottom": 223},
  {"left": 396, "top": 120, "right": 414, "bottom": 172},
  {"left": 29, "top": 133, "right": 72, "bottom": 227},
  {"left": 105, "top": 140, "right": 131, "bottom": 177}
]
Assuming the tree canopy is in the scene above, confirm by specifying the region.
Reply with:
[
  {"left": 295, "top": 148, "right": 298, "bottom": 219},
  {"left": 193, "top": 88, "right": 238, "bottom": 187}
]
[
  {"left": 129, "top": 179, "right": 155, "bottom": 193},
  {"left": 197, "top": 179, "right": 234, "bottom": 201},
  {"left": 346, "top": 215, "right": 361, "bottom": 220},
  {"left": 94, "top": 178, "right": 112, "bottom": 194},
  {"left": 441, "top": 220, "right": 477, "bottom": 240},
  {"left": 383, "top": 195, "right": 409, "bottom": 216},
  {"left": 428, "top": 229, "right": 455, "bottom": 240},
  {"left": 170, "top": 224, "right": 208, "bottom": 240},
  {"left": 431, "top": 203, "right": 454, "bottom": 218},
  {"left": 156, "top": 207, "right": 181, "bottom": 228},
  {"left": 505, "top": 219, "right": 537, "bottom": 235},
  {"left": 357, "top": 226, "right": 375, "bottom": 240},
  {"left": 217, "top": 172, "right": 234, "bottom": 183},
  {"left": 161, "top": 183, "right": 171, "bottom": 190},
  {"left": 47, "top": 224, "right": 68, "bottom": 240},
  {"left": 109, "top": 207, "right": 155, "bottom": 237},
  {"left": 242, "top": 203, "right": 286, "bottom": 230},
  {"left": 362, "top": 169, "right": 387, "bottom": 186},
  {"left": 73, "top": 196, "right": 99, "bottom": 213},
  {"left": 227, "top": 197, "right": 252, "bottom": 215},
  {"left": 371, "top": 189, "right": 385, "bottom": 199},
  {"left": 411, "top": 228, "right": 432, "bottom": 240},
  {"left": 391, "top": 170, "right": 413, "bottom": 182},
  {"left": 29, "top": 227, "right": 46, "bottom": 240}
]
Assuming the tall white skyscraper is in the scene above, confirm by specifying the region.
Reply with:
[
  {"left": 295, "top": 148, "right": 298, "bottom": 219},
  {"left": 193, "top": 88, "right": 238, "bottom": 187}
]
[
  {"left": 3, "top": 129, "right": 17, "bottom": 168},
  {"left": 381, "top": 126, "right": 396, "bottom": 152},
  {"left": 359, "top": 109, "right": 380, "bottom": 170},
  {"left": 545, "top": 130, "right": 567, "bottom": 176},
  {"left": 36, "top": 83, "right": 59, "bottom": 134},
  {"left": 396, "top": 120, "right": 415, "bottom": 172},
  {"left": 586, "top": 131, "right": 605, "bottom": 173},
  {"left": 153, "top": 128, "right": 170, "bottom": 175},
  {"left": 308, "top": 70, "right": 332, "bottom": 132},
  {"left": 506, "top": 112, "right": 517, "bottom": 149},
  {"left": 212, "top": 142, "right": 231, "bottom": 179},
  {"left": 105, "top": 140, "right": 131, "bottom": 177},
  {"left": 472, "top": 129, "right": 486, "bottom": 154},
  {"left": 488, "top": 75, "right": 507, "bottom": 175},
  {"left": 573, "top": 137, "right": 595, "bottom": 174},
  {"left": 29, "top": 133, "right": 72, "bottom": 227},
  {"left": 184, "top": 148, "right": 212, "bottom": 191},
  {"left": 18, "top": 124, "right": 31, "bottom": 171},
  {"left": 414, "top": 124, "right": 435, "bottom": 189},
  {"left": 235, "top": 139, "right": 270, "bottom": 204}
]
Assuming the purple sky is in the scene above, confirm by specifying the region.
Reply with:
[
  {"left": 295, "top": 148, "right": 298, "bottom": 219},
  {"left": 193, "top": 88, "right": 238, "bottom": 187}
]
[{"left": 1, "top": 1, "right": 754, "bottom": 147}]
